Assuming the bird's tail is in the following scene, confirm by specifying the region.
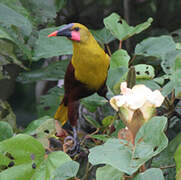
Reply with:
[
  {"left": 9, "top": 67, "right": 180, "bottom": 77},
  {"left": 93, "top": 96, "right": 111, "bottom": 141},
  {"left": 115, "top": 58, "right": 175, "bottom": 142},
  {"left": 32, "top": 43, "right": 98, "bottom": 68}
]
[{"left": 54, "top": 102, "right": 68, "bottom": 125}]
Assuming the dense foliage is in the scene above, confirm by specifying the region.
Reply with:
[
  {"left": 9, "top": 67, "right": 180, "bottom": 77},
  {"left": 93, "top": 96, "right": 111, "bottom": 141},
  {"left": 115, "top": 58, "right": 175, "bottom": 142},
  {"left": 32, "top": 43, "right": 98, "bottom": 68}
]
[{"left": 0, "top": 0, "right": 181, "bottom": 180}]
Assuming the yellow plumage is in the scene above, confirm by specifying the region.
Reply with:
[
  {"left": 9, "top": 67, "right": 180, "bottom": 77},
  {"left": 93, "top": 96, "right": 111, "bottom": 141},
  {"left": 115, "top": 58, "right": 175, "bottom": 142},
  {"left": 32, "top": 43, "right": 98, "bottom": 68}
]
[
  {"left": 54, "top": 103, "right": 68, "bottom": 125},
  {"left": 71, "top": 23, "right": 110, "bottom": 90}
]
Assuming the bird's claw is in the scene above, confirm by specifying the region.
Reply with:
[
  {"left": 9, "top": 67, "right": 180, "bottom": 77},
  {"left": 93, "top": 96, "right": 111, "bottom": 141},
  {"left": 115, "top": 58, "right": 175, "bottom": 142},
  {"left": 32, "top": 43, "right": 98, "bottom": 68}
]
[{"left": 63, "top": 135, "right": 80, "bottom": 156}]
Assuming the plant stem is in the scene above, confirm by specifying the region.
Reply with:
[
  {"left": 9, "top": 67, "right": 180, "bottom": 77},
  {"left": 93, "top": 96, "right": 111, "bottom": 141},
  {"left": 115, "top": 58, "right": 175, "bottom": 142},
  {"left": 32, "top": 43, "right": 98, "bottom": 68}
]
[
  {"left": 82, "top": 161, "right": 90, "bottom": 180},
  {"left": 160, "top": 164, "right": 176, "bottom": 169},
  {"left": 128, "top": 55, "right": 136, "bottom": 67}
]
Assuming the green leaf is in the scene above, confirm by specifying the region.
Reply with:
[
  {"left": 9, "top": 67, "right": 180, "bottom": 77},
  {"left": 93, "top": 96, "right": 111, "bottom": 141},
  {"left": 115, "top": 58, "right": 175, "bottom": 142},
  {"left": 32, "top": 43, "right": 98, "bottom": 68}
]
[
  {"left": 110, "top": 49, "right": 130, "bottom": 69},
  {"left": 151, "top": 133, "right": 181, "bottom": 179},
  {"left": 37, "top": 87, "right": 64, "bottom": 117},
  {"left": 0, "top": 122, "right": 13, "bottom": 141},
  {"left": 161, "top": 50, "right": 181, "bottom": 74},
  {"left": 24, "top": 116, "right": 54, "bottom": 134},
  {"left": 135, "top": 64, "right": 155, "bottom": 79},
  {"left": 33, "top": 26, "right": 72, "bottom": 61},
  {"left": 162, "top": 69, "right": 181, "bottom": 97},
  {"left": 83, "top": 115, "right": 101, "bottom": 129},
  {"left": 161, "top": 80, "right": 174, "bottom": 97},
  {"left": 0, "top": 27, "right": 15, "bottom": 43},
  {"left": 0, "top": 100, "right": 16, "bottom": 130},
  {"left": 96, "top": 165, "right": 124, "bottom": 180},
  {"left": 17, "top": 60, "right": 69, "bottom": 83},
  {"left": 88, "top": 116, "right": 168, "bottom": 175},
  {"left": 136, "top": 79, "right": 161, "bottom": 91},
  {"left": 107, "top": 67, "right": 128, "bottom": 92},
  {"left": 133, "top": 168, "right": 164, "bottom": 180},
  {"left": 90, "top": 134, "right": 110, "bottom": 142},
  {"left": 135, "top": 36, "right": 176, "bottom": 59},
  {"left": 104, "top": 13, "right": 153, "bottom": 41},
  {"left": 0, "top": 40, "right": 28, "bottom": 70},
  {"left": 81, "top": 93, "right": 107, "bottom": 112},
  {"left": 20, "top": 0, "right": 57, "bottom": 25},
  {"left": 174, "top": 56, "right": 181, "bottom": 71},
  {"left": 50, "top": 161, "right": 79, "bottom": 180},
  {"left": 175, "top": 144, "right": 181, "bottom": 180},
  {"left": 24, "top": 116, "right": 56, "bottom": 148},
  {"left": 32, "top": 151, "right": 71, "bottom": 180},
  {"left": 0, "top": 134, "right": 45, "bottom": 179},
  {"left": 0, "top": 134, "right": 71, "bottom": 180},
  {"left": 102, "top": 116, "right": 114, "bottom": 128},
  {"left": 0, "top": 0, "right": 30, "bottom": 19},
  {"left": 91, "top": 27, "right": 115, "bottom": 45},
  {"left": 153, "top": 75, "right": 169, "bottom": 85},
  {"left": 0, "top": 3, "right": 32, "bottom": 36}
]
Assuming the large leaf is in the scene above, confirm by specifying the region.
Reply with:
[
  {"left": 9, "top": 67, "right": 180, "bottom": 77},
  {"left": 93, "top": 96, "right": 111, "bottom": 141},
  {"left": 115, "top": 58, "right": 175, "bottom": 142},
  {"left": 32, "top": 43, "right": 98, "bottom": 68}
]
[
  {"left": 110, "top": 49, "right": 130, "bottom": 69},
  {"left": 32, "top": 151, "right": 71, "bottom": 180},
  {"left": 50, "top": 161, "right": 79, "bottom": 180},
  {"left": 91, "top": 27, "right": 115, "bottom": 45},
  {"left": 135, "top": 36, "right": 176, "bottom": 59},
  {"left": 0, "top": 100, "right": 16, "bottom": 130},
  {"left": 133, "top": 168, "right": 164, "bottom": 180},
  {"left": 0, "top": 3, "right": 32, "bottom": 36},
  {"left": 162, "top": 69, "right": 181, "bottom": 97},
  {"left": 0, "top": 134, "right": 45, "bottom": 179},
  {"left": 96, "top": 165, "right": 124, "bottom": 180},
  {"left": 0, "top": 27, "right": 15, "bottom": 43},
  {"left": 107, "top": 49, "right": 129, "bottom": 93},
  {"left": 0, "top": 122, "right": 13, "bottom": 141},
  {"left": 175, "top": 144, "right": 181, "bottom": 180},
  {"left": 20, "top": 0, "right": 57, "bottom": 25},
  {"left": 0, "top": 0, "right": 30, "bottom": 19},
  {"left": 24, "top": 116, "right": 53, "bottom": 134},
  {"left": 17, "top": 60, "right": 69, "bottom": 83},
  {"left": 151, "top": 133, "right": 181, "bottom": 180},
  {"left": 88, "top": 116, "right": 168, "bottom": 175},
  {"left": 33, "top": 26, "right": 72, "bottom": 61},
  {"left": 135, "top": 35, "right": 181, "bottom": 97},
  {"left": 0, "top": 39, "right": 27, "bottom": 69},
  {"left": 24, "top": 116, "right": 56, "bottom": 148},
  {"left": 104, "top": 13, "right": 153, "bottom": 41},
  {"left": 161, "top": 50, "right": 181, "bottom": 74},
  {"left": 0, "top": 134, "right": 71, "bottom": 180}
]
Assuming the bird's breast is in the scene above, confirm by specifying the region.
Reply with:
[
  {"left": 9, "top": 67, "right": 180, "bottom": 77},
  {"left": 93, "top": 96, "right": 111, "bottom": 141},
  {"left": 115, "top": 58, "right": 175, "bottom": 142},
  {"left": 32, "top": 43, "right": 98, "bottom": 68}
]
[{"left": 72, "top": 52, "right": 109, "bottom": 90}]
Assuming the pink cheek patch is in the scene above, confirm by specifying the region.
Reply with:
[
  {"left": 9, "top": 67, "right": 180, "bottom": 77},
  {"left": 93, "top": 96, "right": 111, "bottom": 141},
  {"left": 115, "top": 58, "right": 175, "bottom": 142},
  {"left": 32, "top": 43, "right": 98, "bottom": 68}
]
[{"left": 71, "top": 31, "right": 80, "bottom": 41}]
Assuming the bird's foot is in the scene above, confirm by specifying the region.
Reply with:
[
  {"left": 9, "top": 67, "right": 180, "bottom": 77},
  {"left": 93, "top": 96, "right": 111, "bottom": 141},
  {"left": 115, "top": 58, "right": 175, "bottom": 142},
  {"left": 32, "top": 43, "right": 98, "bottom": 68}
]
[{"left": 63, "top": 127, "right": 80, "bottom": 156}]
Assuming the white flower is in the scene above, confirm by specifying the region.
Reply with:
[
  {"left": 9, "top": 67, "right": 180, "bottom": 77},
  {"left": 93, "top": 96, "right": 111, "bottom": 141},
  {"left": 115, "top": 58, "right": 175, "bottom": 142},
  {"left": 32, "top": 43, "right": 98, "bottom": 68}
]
[
  {"left": 110, "top": 82, "right": 165, "bottom": 139},
  {"left": 110, "top": 82, "right": 164, "bottom": 111}
]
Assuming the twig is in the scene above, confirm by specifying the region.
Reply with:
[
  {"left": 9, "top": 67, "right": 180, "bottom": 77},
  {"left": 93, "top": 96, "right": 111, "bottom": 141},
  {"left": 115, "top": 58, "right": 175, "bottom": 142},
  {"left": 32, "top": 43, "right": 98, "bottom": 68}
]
[
  {"left": 129, "top": 55, "right": 136, "bottom": 67},
  {"left": 80, "top": 128, "right": 100, "bottom": 146},
  {"left": 160, "top": 164, "right": 176, "bottom": 169},
  {"left": 171, "top": 89, "right": 175, "bottom": 105},
  {"left": 119, "top": 40, "right": 122, "bottom": 49}
]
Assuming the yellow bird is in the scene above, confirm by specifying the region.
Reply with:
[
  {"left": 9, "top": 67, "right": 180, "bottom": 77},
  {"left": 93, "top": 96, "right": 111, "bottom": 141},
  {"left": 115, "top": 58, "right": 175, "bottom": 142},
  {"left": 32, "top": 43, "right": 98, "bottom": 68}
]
[{"left": 48, "top": 23, "right": 110, "bottom": 153}]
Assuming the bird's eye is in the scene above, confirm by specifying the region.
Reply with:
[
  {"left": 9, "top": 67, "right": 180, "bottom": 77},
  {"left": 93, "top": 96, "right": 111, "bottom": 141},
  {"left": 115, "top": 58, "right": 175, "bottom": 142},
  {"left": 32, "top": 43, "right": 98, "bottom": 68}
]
[{"left": 73, "top": 27, "right": 80, "bottom": 31}]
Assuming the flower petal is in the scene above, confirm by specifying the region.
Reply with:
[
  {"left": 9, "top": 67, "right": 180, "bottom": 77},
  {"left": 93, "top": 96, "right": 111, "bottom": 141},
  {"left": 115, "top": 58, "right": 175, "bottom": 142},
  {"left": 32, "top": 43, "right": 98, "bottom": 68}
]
[
  {"left": 110, "top": 95, "right": 126, "bottom": 111},
  {"left": 148, "top": 90, "right": 165, "bottom": 107}
]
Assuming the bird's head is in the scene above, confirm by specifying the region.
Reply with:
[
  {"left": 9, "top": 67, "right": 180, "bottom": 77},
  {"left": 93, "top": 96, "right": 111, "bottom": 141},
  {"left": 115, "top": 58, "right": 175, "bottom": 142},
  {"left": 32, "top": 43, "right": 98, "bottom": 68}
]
[{"left": 48, "top": 23, "right": 91, "bottom": 43}]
